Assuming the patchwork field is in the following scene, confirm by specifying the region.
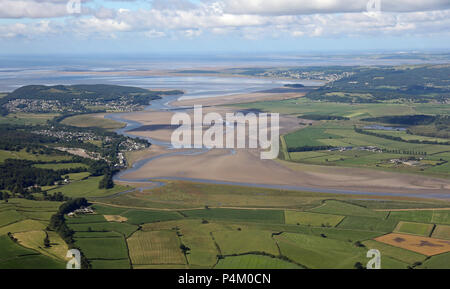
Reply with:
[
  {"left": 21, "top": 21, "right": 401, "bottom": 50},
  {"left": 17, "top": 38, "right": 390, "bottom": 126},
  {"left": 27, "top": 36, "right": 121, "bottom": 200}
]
[
  {"left": 246, "top": 98, "right": 450, "bottom": 178},
  {"left": 56, "top": 192, "right": 449, "bottom": 269},
  {"left": 2, "top": 185, "right": 450, "bottom": 270},
  {"left": 0, "top": 197, "right": 63, "bottom": 262}
]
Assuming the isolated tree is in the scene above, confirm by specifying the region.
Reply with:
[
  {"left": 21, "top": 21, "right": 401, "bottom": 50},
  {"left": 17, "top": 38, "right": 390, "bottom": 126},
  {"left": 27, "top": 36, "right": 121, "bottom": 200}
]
[
  {"left": 354, "top": 262, "right": 365, "bottom": 269},
  {"left": 44, "top": 234, "right": 51, "bottom": 248}
]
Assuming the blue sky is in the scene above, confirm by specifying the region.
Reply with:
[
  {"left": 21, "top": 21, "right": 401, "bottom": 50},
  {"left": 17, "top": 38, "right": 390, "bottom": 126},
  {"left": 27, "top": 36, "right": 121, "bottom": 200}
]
[{"left": 0, "top": 0, "right": 449, "bottom": 54}]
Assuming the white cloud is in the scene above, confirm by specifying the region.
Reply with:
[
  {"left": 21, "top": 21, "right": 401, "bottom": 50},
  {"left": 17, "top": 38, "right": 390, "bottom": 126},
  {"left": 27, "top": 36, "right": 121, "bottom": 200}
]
[
  {"left": 0, "top": 0, "right": 449, "bottom": 41},
  {"left": 223, "top": 0, "right": 450, "bottom": 15},
  {"left": 0, "top": 20, "right": 56, "bottom": 38},
  {"left": 145, "top": 29, "right": 166, "bottom": 38},
  {"left": 0, "top": 0, "right": 96, "bottom": 18}
]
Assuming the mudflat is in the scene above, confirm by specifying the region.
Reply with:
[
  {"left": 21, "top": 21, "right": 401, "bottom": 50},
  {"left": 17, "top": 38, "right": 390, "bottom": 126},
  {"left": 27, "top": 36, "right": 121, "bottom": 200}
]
[
  {"left": 110, "top": 92, "right": 450, "bottom": 198},
  {"left": 121, "top": 146, "right": 450, "bottom": 196}
]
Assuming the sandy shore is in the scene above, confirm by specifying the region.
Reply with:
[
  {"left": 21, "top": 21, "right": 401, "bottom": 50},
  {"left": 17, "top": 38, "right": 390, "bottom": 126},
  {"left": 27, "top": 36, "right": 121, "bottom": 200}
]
[
  {"left": 120, "top": 105, "right": 304, "bottom": 144},
  {"left": 121, "top": 146, "right": 450, "bottom": 196},
  {"left": 111, "top": 90, "right": 450, "bottom": 199}
]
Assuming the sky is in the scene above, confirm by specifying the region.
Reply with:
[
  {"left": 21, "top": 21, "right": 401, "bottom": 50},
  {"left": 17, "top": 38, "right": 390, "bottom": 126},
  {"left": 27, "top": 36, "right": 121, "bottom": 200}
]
[{"left": 0, "top": 0, "right": 449, "bottom": 54}]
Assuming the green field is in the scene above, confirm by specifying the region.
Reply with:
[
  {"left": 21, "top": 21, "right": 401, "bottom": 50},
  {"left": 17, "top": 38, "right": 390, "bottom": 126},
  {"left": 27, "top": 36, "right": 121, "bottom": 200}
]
[
  {"left": 0, "top": 219, "right": 47, "bottom": 235},
  {"left": 64, "top": 199, "right": 450, "bottom": 269},
  {"left": 362, "top": 240, "right": 426, "bottom": 265},
  {"left": 127, "top": 230, "right": 186, "bottom": 265},
  {"left": 431, "top": 210, "right": 450, "bottom": 224},
  {"left": 13, "top": 230, "right": 68, "bottom": 261},
  {"left": 33, "top": 162, "right": 89, "bottom": 170},
  {"left": 284, "top": 211, "right": 344, "bottom": 227},
  {"left": 66, "top": 214, "right": 107, "bottom": 224},
  {"left": 284, "top": 126, "right": 343, "bottom": 148},
  {"left": 182, "top": 208, "right": 285, "bottom": 224},
  {"left": 389, "top": 210, "right": 434, "bottom": 223},
  {"left": 369, "top": 130, "right": 449, "bottom": 144},
  {"left": 394, "top": 221, "right": 434, "bottom": 236},
  {"left": 0, "top": 210, "right": 24, "bottom": 227},
  {"left": 241, "top": 96, "right": 450, "bottom": 178},
  {"left": 47, "top": 176, "right": 129, "bottom": 198},
  {"left": 231, "top": 98, "right": 416, "bottom": 118},
  {"left": 388, "top": 210, "right": 450, "bottom": 225},
  {"left": 215, "top": 254, "right": 302, "bottom": 269},
  {"left": 337, "top": 216, "right": 398, "bottom": 232},
  {"left": 74, "top": 236, "right": 129, "bottom": 259},
  {"left": 213, "top": 229, "right": 279, "bottom": 256},
  {"left": 310, "top": 200, "right": 386, "bottom": 218},
  {"left": 2, "top": 196, "right": 445, "bottom": 269},
  {"left": 274, "top": 232, "right": 367, "bottom": 269},
  {"left": 61, "top": 114, "right": 125, "bottom": 130},
  {"left": 0, "top": 113, "right": 59, "bottom": 125},
  {"left": 67, "top": 219, "right": 138, "bottom": 238},
  {"left": 282, "top": 121, "right": 450, "bottom": 178},
  {"left": 107, "top": 180, "right": 336, "bottom": 210},
  {"left": 0, "top": 235, "right": 65, "bottom": 269},
  {"left": 91, "top": 204, "right": 130, "bottom": 215},
  {"left": 419, "top": 252, "right": 450, "bottom": 269},
  {"left": 432, "top": 225, "right": 450, "bottom": 240},
  {"left": 0, "top": 149, "right": 71, "bottom": 163},
  {"left": 121, "top": 209, "right": 183, "bottom": 225},
  {"left": 90, "top": 259, "right": 131, "bottom": 269}
]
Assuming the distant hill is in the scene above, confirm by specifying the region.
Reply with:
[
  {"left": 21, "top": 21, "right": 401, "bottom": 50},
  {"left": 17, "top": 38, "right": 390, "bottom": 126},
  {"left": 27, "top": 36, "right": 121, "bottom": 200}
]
[
  {"left": 8, "top": 84, "right": 182, "bottom": 104},
  {"left": 306, "top": 65, "right": 450, "bottom": 103},
  {"left": 1, "top": 84, "right": 183, "bottom": 115}
]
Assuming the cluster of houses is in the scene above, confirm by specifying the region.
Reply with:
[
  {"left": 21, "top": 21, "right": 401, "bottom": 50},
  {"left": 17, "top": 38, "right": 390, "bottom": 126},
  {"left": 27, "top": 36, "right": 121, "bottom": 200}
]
[
  {"left": 67, "top": 207, "right": 95, "bottom": 217},
  {"left": 261, "top": 70, "right": 354, "bottom": 82},
  {"left": 5, "top": 99, "right": 64, "bottom": 113},
  {"left": 5, "top": 98, "right": 143, "bottom": 114},
  {"left": 35, "top": 128, "right": 101, "bottom": 143},
  {"left": 389, "top": 158, "right": 423, "bottom": 166},
  {"left": 328, "top": 146, "right": 382, "bottom": 153}
]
